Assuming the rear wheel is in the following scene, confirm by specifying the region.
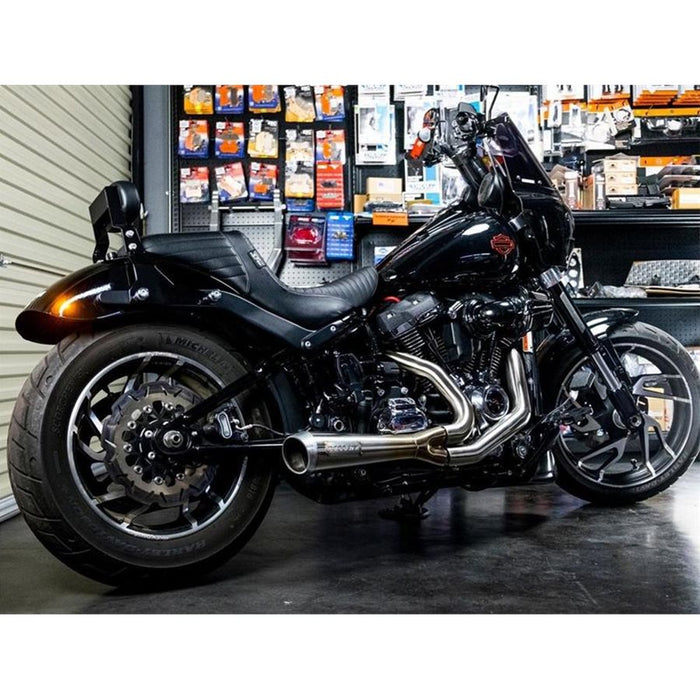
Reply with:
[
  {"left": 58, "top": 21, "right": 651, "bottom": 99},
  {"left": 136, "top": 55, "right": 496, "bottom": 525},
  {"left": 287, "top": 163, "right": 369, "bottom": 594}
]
[
  {"left": 7, "top": 325, "right": 277, "bottom": 587},
  {"left": 547, "top": 322, "right": 700, "bottom": 505}
]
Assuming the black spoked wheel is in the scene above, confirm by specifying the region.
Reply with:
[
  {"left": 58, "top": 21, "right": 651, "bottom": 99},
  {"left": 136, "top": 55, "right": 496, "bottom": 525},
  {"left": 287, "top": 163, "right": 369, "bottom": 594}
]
[
  {"left": 8, "top": 325, "right": 278, "bottom": 586},
  {"left": 548, "top": 322, "right": 700, "bottom": 505},
  {"left": 70, "top": 351, "right": 251, "bottom": 540}
]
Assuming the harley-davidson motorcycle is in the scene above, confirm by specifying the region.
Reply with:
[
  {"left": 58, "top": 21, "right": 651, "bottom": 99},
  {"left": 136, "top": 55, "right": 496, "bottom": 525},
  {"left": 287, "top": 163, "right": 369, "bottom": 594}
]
[{"left": 8, "top": 103, "right": 700, "bottom": 587}]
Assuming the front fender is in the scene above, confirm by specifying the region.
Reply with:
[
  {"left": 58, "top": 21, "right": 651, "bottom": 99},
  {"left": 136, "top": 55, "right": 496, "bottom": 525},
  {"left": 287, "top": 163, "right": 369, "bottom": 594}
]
[{"left": 537, "top": 307, "right": 639, "bottom": 379}]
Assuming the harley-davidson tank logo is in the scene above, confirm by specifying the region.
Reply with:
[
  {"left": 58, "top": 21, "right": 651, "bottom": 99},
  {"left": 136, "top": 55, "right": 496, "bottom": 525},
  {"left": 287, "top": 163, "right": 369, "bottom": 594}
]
[{"left": 490, "top": 233, "right": 516, "bottom": 256}]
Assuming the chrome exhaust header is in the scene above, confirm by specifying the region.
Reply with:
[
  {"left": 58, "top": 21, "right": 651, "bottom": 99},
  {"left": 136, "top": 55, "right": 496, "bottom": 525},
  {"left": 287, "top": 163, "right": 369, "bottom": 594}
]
[
  {"left": 282, "top": 350, "right": 530, "bottom": 476},
  {"left": 447, "top": 349, "right": 531, "bottom": 465}
]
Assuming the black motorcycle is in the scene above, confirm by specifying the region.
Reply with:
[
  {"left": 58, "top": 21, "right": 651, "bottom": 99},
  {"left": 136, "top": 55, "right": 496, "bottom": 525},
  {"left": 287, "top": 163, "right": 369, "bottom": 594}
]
[{"left": 8, "top": 104, "right": 700, "bottom": 587}]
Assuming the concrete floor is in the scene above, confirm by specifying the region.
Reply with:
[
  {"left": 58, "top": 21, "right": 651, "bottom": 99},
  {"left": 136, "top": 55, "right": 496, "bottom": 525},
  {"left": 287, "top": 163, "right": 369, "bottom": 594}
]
[{"left": 1, "top": 466, "right": 698, "bottom": 614}]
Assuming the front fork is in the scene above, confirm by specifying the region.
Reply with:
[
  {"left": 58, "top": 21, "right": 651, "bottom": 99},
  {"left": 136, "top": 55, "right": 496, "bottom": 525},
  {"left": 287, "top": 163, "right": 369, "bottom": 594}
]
[{"left": 540, "top": 268, "right": 644, "bottom": 431}]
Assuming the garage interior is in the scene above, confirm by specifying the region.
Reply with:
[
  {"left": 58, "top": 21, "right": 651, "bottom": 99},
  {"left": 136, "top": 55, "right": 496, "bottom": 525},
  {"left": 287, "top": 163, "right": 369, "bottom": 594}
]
[{"left": 0, "top": 83, "right": 699, "bottom": 615}]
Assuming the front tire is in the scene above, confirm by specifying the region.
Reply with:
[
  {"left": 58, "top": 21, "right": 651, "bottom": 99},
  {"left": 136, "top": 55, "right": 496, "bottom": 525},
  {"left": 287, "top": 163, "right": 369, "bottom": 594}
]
[
  {"left": 7, "top": 325, "right": 277, "bottom": 587},
  {"left": 546, "top": 322, "right": 700, "bottom": 505}
]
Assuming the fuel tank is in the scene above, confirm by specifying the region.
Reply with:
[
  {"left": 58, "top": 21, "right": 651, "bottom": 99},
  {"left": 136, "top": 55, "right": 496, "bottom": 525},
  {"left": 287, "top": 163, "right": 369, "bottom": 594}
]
[{"left": 377, "top": 203, "right": 520, "bottom": 293}]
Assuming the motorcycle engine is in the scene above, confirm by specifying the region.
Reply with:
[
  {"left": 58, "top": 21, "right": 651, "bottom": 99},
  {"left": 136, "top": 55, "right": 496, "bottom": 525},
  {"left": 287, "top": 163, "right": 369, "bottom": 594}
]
[
  {"left": 375, "top": 292, "right": 446, "bottom": 359},
  {"left": 373, "top": 288, "right": 551, "bottom": 434}
]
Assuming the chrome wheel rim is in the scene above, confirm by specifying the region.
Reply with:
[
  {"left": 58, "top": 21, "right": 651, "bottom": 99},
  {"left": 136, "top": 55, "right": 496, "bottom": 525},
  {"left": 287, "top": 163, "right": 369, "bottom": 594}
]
[
  {"left": 556, "top": 343, "right": 693, "bottom": 489},
  {"left": 67, "top": 352, "right": 247, "bottom": 540}
]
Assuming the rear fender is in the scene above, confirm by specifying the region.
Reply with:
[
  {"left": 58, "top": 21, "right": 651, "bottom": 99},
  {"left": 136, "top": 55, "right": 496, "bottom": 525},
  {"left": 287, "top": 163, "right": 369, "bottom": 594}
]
[{"left": 15, "top": 257, "right": 312, "bottom": 347}]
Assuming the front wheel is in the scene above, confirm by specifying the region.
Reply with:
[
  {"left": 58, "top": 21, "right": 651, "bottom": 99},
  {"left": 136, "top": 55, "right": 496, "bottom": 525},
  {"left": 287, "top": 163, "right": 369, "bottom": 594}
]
[
  {"left": 546, "top": 322, "right": 700, "bottom": 505},
  {"left": 7, "top": 325, "right": 277, "bottom": 586}
]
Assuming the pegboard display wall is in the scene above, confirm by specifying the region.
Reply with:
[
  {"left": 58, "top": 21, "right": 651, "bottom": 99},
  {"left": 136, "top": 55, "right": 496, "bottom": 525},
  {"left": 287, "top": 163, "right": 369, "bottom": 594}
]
[
  {"left": 171, "top": 85, "right": 355, "bottom": 233},
  {"left": 221, "top": 210, "right": 276, "bottom": 262}
]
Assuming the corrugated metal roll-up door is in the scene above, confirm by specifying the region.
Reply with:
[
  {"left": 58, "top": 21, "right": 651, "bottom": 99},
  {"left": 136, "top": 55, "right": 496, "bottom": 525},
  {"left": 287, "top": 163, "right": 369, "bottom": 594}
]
[{"left": 0, "top": 85, "right": 133, "bottom": 515}]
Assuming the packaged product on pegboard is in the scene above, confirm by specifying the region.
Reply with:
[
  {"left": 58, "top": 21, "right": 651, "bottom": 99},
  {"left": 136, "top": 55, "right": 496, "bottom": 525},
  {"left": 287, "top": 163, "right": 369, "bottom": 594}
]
[
  {"left": 314, "top": 85, "right": 345, "bottom": 122},
  {"left": 178, "top": 120, "right": 209, "bottom": 158},
  {"left": 215, "top": 162, "right": 248, "bottom": 202},
  {"left": 325, "top": 212, "right": 355, "bottom": 261},
  {"left": 183, "top": 86, "right": 213, "bottom": 115},
  {"left": 248, "top": 85, "right": 281, "bottom": 113},
  {"left": 215, "top": 85, "right": 245, "bottom": 113},
  {"left": 249, "top": 162, "right": 278, "bottom": 201},
  {"left": 285, "top": 161, "right": 314, "bottom": 200},
  {"left": 316, "top": 162, "right": 344, "bottom": 210},
  {"left": 285, "top": 214, "right": 326, "bottom": 264},
  {"left": 214, "top": 121, "right": 244, "bottom": 158},
  {"left": 247, "top": 118, "right": 279, "bottom": 159},
  {"left": 180, "top": 166, "right": 210, "bottom": 203},
  {"left": 286, "top": 128, "right": 314, "bottom": 162},
  {"left": 284, "top": 86, "right": 316, "bottom": 122},
  {"left": 315, "top": 129, "right": 346, "bottom": 163}
]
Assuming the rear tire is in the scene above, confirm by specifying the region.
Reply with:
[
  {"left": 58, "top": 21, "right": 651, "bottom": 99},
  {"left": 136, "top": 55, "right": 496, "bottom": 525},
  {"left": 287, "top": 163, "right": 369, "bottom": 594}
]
[
  {"left": 546, "top": 322, "right": 700, "bottom": 505},
  {"left": 7, "top": 325, "right": 277, "bottom": 587}
]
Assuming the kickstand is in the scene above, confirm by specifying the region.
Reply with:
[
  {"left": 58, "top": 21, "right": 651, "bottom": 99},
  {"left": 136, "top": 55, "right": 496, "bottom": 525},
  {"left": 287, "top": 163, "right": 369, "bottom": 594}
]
[{"left": 379, "top": 489, "right": 436, "bottom": 521}]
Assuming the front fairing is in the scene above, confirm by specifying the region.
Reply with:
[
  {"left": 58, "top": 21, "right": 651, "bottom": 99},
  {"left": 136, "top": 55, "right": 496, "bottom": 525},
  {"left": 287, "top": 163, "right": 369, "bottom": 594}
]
[{"left": 487, "top": 114, "right": 575, "bottom": 270}]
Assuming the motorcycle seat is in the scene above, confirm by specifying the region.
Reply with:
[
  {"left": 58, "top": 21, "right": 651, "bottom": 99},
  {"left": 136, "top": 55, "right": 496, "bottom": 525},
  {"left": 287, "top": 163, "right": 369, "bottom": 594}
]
[{"left": 142, "top": 231, "right": 378, "bottom": 329}]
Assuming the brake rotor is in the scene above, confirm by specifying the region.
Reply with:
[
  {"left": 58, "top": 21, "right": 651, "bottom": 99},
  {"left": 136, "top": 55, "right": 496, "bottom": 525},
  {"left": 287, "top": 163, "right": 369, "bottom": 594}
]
[{"left": 102, "top": 381, "right": 215, "bottom": 505}]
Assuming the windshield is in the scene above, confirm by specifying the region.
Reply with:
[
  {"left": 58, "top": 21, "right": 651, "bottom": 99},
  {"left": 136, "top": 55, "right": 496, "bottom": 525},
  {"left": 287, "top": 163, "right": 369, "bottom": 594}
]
[{"left": 486, "top": 113, "right": 557, "bottom": 194}]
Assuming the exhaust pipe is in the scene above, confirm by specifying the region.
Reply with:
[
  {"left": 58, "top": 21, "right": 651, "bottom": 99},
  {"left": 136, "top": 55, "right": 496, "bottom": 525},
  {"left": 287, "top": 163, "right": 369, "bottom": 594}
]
[
  {"left": 283, "top": 352, "right": 473, "bottom": 475},
  {"left": 282, "top": 350, "right": 529, "bottom": 475},
  {"left": 447, "top": 348, "right": 531, "bottom": 465}
]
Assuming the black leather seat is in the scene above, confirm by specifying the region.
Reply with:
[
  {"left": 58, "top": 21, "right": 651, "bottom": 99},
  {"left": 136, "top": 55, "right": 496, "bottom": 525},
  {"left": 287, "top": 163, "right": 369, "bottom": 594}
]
[{"left": 142, "top": 231, "right": 378, "bottom": 329}]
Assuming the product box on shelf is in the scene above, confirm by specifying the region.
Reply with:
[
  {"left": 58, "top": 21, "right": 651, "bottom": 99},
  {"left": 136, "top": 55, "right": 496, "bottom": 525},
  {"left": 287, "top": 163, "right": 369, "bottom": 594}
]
[
  {"left": 366, "top": 177, "right": 403, "bottom": 203},
  {"left": 606, "top": 183, "right": 639, "bottom": 196},
  {"left": 582, "top": 174, "right": 606, "bottom": 210},
  {"left": 686, "top": 347, "right": 700, "bottom": 374},
  {"left": 602, "top": 154, "right": 639, "bottom": 173},
  {"left": 672, "top": 188, "right": 700, "bottom": 209},
  {"left": 646, "top": 394, "right": 671, "bottom": 432},
  {"left": 605, "top": 171, "right": 637, "bottom": 186},
  {"left": 353, "top": 194, "right": 368, "bottom": 214},
  {"left": 366, "top": 177, "right": 402, "bottom": 195}
]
